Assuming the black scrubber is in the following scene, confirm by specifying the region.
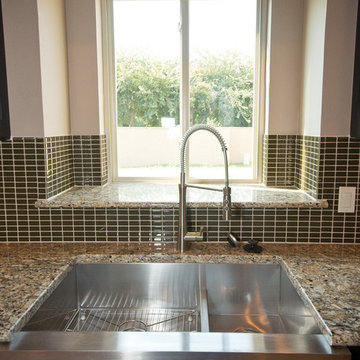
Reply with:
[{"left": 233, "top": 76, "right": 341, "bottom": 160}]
[{"left": 243, "top": 239, "right": 263, "bottom": 253}]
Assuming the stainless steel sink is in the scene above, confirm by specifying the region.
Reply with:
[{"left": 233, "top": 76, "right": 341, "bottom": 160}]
[
  {"left": 7, "top": 263, "right": 350, "bottom": 359},
  {"left": 206, "top": 263, "right": 322, "bottom": 335},
  {"left": 22, "top": 263, "right": 203, "bottom": 333}
]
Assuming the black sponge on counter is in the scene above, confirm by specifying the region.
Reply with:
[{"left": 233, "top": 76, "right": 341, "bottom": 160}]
[{"left": 243, "top": 239, "right": 263, "bottom": 253}]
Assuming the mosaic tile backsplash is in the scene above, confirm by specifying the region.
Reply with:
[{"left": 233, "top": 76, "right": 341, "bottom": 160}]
[
  {"left": 46, "top": 136, "right": 73, "bottom": 198},
  {"left": 263, "top": 135, "right": 320, "bottom": 198},
  {"left": 295, "top": 136, "right": 320, "bottom": 199},
  {"left": 263, "top": 135, "right": 297, "bottom": 188},
  {"left": 72, "top": 135, "right": 108, "bottom": 187},
  {"left": 45, "top": 135, "right": 108, "bottom": 198},
  {"left": 0, "top": 135, "right": 359, "bottom": 243}
]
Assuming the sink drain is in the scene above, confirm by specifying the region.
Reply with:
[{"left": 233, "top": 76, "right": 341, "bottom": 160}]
[
  {"left": 232, "top": 327, "right": 262, "bottom": 333},
  {"left": 118, "top": 320, "right": 148, "bottom": 332}
]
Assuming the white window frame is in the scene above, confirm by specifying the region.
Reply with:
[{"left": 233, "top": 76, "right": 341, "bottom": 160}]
[{"left": 102, "top": 0, "right": 268, "bottom": 184}]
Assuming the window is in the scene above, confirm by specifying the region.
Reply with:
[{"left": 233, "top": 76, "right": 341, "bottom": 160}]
[{"left": 106, "top": 0, "right": 266, "bottom": 183}]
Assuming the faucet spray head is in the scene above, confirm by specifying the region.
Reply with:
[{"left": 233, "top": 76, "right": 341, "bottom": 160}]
[{"left": 223, "top": 186, "right": 231, "bottom": 221}]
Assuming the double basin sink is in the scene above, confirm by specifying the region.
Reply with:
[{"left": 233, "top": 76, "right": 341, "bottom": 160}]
[{"left": 8, "top": 263, "right": 350, "bottom": 359}]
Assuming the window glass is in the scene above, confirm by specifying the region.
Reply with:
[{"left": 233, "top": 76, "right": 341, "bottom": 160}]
[
  {"left": 113, "top": 0, "right": 258, "bottom": 181},
  {"left": 114, "top": 0, "right": 180, "bottom": 179},
  {"left": 189, "top": 0, "right": 256, "bottom": 180}
]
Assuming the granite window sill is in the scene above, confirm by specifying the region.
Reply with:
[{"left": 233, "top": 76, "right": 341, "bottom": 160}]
[{"left": 35, "top": 183, "right": 328, "bottom": 209}]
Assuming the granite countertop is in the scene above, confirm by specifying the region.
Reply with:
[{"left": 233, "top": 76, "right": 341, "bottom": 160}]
[
  {"left": 0, "top": 243, "right": 358, "bottom": 347},
  {"left": 35, "top": 183, "right": 328, "bottom": 208}
]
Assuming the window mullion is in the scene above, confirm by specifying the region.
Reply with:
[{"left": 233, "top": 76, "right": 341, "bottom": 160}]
[{"left": 180, "top": 0, "right": 190, "bottom": 182}]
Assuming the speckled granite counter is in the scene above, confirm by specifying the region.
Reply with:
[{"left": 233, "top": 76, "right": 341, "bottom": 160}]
[
  {"left": 35, "top": 183, "right": 328, "bottom": 208},
  {"left": 0, "top": 243, "right": 358, "bottom": 347}
]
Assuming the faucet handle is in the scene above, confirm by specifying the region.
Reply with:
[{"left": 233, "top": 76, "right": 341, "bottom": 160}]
[
  {"left": 184, "top": 227, "right": 206, "bottom": 242},
  {"left": 223, "top": 186, "right": 232, "bottom": 221}
]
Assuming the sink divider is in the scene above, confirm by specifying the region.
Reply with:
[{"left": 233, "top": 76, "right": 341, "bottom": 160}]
[{"left": 198, "top": 265, "right": 210, "bottom": 332}]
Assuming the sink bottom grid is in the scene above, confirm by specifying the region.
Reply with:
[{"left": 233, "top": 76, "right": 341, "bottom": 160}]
[{"left": 23, "top": 308, "right": 200, "bottom": 333}]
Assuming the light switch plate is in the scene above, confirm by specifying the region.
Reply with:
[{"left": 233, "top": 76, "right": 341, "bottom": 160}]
[{"left": 338, "top": 187, "right": 356, "bottom": 213}]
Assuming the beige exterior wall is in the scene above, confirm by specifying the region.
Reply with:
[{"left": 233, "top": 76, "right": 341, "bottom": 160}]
[{"left": 117, "top": 127, "right": 253, "bottom": 168}]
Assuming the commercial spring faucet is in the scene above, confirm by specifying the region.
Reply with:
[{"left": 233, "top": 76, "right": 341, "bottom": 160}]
[{"left": 178, "top": 124, "right": 231, "bottom": 253}]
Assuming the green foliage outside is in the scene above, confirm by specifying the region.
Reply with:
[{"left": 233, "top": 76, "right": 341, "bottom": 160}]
[{"left": 116, "top": 52, "right": 254, "bottom": 127}]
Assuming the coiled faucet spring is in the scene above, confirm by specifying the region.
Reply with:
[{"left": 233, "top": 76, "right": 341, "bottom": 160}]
[{"left": 178, "top": 124, "right": 232, "bottom": 253}]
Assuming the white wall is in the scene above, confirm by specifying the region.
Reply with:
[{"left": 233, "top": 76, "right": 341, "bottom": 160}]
[
  {"left": 320, "top": 0, "right": 357, "bottom": 136},
  {"left": 95, "top": 0, "right": 105, "bottom": 135},
  {"left": 1, "top": 0, "right": 44, "bottom": 137},
  {"left": 65, "top": 0, "right": 105, "bottom": 135},
  {"left": 266, "top": 0, "right": 304, "bottom": 135},
  {"left": 300, "top": 0, "right": 327, "bottom": 136},
  {"left": 299, "top": 0, "right": 357, "bottom": 136},
  {"left": 38, "top": 0, "right": 70, "bottom": 136},
  {"left": 1, "top": 0, "right": 359, "bottom": 138},
  {"left": 1, "top": 0, "right": 70, "bottom": 137},
  {"left": 266, "top": 0, "right": 357, "bottom": 137}
]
